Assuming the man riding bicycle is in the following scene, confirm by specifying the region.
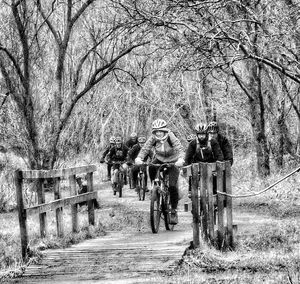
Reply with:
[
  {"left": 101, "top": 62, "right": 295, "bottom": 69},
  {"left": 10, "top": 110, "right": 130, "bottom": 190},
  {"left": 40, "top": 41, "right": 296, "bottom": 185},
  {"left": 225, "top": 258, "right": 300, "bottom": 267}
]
[
  {"left": 106, "top": 136, "right": 129, "bottom": 186},
  {"left": 135, "top": 119, "right": 185, "bottom": 224},
  {"left": 127, "top": 135, "right": 153, "bottom": 191},
  {"left": 100, "top": 136, "right": 116, "bottom": 181}
]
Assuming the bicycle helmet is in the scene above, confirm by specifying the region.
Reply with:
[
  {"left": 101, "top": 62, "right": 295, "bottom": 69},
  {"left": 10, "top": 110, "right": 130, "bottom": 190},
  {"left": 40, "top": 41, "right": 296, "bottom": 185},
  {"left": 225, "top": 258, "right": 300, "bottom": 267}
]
[
  {"left": 138, "top": 136, "right": 146, "bottom": 143},
  {"left": 109, "top": 136, "right": 116, "bottom": 143},
  {"left": 152, "top": 118, "right": 169, "bottom": 140},
  {"left": 207, "top": 121, "right": 219, "bottom": 133},
  {"left": 195, "top": 123, "right": 208, "bottom": 134},
  {"left": 115, "top": 136, "right": 122, "bottom": 143},
  {"left": 186, "top": 134, "right": 196, "bottom": 142},
  {"left": 130, "top": 132, "right": 137, "bottom": 138},
  {"left": 152, "top": 119, "right": 167, "bottom": 131}
]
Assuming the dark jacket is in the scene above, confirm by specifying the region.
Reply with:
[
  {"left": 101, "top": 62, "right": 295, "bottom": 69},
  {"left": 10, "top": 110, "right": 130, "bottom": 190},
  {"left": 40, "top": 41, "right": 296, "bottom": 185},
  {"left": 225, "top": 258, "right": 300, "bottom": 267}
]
[
  {"left": 185, "top": 138, "right": 224, "bottom": 165},
  {"left": 101, "top": 144, "right": 114, "bottom": 160},
  {"left": 107, "top": 144, "right": 129, "bottom": 162},
  {"left": 127, "top": 144, "right": 153, "bottom": 164},
  {"left": 218, "top": 134, "right": 233, "bottom": 165},
  {"left": 125, "top": 138, "right": 138, "bottom": 149}
]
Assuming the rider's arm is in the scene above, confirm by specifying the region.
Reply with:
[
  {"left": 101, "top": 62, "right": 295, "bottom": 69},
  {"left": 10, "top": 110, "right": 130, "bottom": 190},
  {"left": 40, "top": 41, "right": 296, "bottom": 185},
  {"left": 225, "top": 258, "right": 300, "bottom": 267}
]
[
  {"left": 211, "top": 138, "right": 224, "bottom": 162},
  {"left": 106, "top": 147, "right": 115, "bottom": 161},
  {"left": 184, "top": 139, "right": 197, "bottom": 165},
  {"left": 219, "top": 135, "right": 233, "bottom": 165},
  {"left": 137, "top": 135, "right": 155, "bottom": 160},
  {"left": 101, "top": 146, "right": 110, "bottom": 159},
  {"left": 168, "top": 131, "right": 185, "bottom": 160}
]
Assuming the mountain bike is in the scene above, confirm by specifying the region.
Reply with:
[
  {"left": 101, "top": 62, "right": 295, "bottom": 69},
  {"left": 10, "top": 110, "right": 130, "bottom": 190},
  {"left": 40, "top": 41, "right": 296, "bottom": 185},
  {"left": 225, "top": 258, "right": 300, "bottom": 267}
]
[
  {"left": 136, "top": 164, "right": 147, "bottom": 201},
  {"left": 150, "top": 163, "right": 177, "bottom": 233},
  {"left": 111, "top": 161, "right": 125, "bottom": 198}
]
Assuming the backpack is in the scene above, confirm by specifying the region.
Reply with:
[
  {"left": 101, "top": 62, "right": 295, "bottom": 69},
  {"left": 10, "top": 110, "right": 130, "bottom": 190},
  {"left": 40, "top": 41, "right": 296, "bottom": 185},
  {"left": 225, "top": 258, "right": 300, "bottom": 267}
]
[{"left": 195, "top": 139, "right": 215, "bottom": 161}]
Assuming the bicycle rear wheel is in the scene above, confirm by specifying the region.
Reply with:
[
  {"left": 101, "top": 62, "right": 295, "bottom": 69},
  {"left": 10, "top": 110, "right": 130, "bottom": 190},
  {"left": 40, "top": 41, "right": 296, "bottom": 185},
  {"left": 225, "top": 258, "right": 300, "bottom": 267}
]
[{"left": 150, "top": 188, "right": 162, "bottom": 233}]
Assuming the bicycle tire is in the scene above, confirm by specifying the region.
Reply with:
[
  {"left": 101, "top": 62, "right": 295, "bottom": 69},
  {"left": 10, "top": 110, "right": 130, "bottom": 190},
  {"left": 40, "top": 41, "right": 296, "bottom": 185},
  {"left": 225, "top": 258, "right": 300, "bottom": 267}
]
[
  {"left": 141, "top": 172, "right": 146, "bottom": 201},
  {"left": 150, "top": 188, "right": 161, "bottom": 233},
  {"left": 118, "top": 172, "right": 123, "bottom": 198},
  {"left": 128, "top": 167, "right": 133, "bottom": 189},
  {"left": 137, "top": 175, "right": 142, "bottom": 201},
  {"left": 162, "top": 194, "right": 172, "bottom": 231}
]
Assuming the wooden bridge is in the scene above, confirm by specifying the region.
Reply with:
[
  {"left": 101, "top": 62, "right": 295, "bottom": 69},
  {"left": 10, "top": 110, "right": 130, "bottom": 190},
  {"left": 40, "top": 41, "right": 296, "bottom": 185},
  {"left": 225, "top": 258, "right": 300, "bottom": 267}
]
[{"left": 13, "top": 162, "right": 234, "bottom": 283}]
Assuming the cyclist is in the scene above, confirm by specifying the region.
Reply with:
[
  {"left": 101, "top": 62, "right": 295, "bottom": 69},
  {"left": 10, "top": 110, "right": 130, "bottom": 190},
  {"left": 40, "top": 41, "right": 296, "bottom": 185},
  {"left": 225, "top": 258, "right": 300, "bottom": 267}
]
[
  {"left": 135, "top": 118, "right": 185, "bottom": 224},
  {"left": 106, "top": 136, "right": 129, "bottom": 187},
  {"left": 100, "top": 136, "right": 116, "bottom": 181},
  {"left": 125, "top": 132, "right": 138, "bottom": 149},
  {"left": 185, "top": 123, "right": 224, "bottom": 164},
  {"left": 207, "top": 121, "right": 233, "bottom": 165},
  {"left": 127, "top": 135, "right": 153, "bottom": 191},
  {"left": 185, "top": 122, "right": 224, "bottom": 199}
]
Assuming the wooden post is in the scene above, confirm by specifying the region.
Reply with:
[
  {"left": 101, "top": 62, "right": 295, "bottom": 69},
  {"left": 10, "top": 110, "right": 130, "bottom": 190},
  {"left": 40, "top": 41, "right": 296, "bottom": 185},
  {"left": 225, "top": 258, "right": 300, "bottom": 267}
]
[
  {"left": 207, "top": 163, "right": 216, "bottom": 243},
  {"left": 217, "top": 162, "right": 225, "bottom": 249},
  {"left": 69, "top": 175, "right": 78, "bottom": 233},
  {"left": 37, "top": 179, "right": 47, "bottom": 238},
  {"left": 199, "top": 163, "right": 208, "bottom": 241},
  {"left": 225, "top": 161, "right": 233, "bottom": 248},
  {"left": 54, "top": 177, "right": 64, "bottom": 237},
  {"left": 191, "top": 163, "right": 200, "bottom": 248},
  {"left": 87, "top": 172, "right": 95, "bottom": 225},
  {"left": 15, "top": 170, "right": 28, "bottom": 260}
]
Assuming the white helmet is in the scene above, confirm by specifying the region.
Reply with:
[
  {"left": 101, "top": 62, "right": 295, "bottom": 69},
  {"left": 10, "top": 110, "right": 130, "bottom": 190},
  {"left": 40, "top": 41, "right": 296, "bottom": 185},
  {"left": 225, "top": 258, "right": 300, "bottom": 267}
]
[{"left": 152, "top": 119, "right": 169, "bottom": 141}]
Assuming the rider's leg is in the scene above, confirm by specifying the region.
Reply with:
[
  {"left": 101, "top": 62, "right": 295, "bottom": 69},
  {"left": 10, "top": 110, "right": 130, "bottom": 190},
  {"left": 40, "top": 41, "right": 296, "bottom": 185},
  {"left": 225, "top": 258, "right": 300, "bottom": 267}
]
[
  {"left": 148, "top": 159, "right": 160, "bottom": 183},
  {"left": 168, "top": 165, "right": 180, "bottom": 210},
  {"left": 168, "top": 166, "right": 180, "bottom": 224},
  {"left": 107, "top": 163, "right": 112, "bottom": 180},
  {"left": 112, "top": 164, "right": 118, "bottom": 184},
  {"left": 131, "top": 165, "right": 139, "bottom": 189}
]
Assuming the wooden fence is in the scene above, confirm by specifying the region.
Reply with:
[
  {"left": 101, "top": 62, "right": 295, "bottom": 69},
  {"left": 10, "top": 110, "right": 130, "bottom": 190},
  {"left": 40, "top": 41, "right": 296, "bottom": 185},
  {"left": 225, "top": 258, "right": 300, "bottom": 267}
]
[
  {"left": 182, "top": 161, "right": 233, "bottom": 250},
  {"left": 15, "top": 165, "right": 98, "bottom": 260}
]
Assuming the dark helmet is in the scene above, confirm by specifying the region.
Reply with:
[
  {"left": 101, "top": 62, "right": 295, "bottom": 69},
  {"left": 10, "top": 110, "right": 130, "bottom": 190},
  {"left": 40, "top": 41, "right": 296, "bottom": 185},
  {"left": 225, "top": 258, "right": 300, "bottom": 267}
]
[
  {"left": 186, "top": 134, "right": 196, "bottom": 142},
  {"left": 195, "top": 123, "right": 208, "bottom": 134},
  {"left": 207, "top": 121, "right": 219, "bottom": 133}
]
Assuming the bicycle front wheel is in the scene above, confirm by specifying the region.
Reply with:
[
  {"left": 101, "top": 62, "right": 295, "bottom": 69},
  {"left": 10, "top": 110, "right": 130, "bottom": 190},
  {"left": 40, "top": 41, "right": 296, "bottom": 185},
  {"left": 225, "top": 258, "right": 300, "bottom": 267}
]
[
  {"left": 150, "top": 189, "right": 161, "bottom": 233},
  {"left": 163, "top": 193, "right": 174, "bottom": 231},
  {"left": 118, "top": 172, "right": 123, "bottom": 198},
  {"left": 138, "top": 173, "right": 146, "bottom": 201},
  {"left": 141, "top": 173, "right": 146, "bottom": 201}
]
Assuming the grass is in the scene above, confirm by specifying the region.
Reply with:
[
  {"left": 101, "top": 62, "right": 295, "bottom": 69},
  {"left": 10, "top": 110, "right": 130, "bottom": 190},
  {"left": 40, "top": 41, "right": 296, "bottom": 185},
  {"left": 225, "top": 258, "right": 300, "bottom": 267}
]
[{"left": 155, "top": 151, "right": 300, "bottom": 284}]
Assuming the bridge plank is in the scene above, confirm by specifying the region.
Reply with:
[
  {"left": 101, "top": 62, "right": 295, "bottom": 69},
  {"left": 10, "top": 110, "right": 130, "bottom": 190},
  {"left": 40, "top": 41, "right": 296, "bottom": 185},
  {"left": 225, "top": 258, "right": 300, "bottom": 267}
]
[
  {"left": 21, "top": 165, "right": 97, "bottom": 179},
  {"left": 25, "top": 192, "right": 97, "bottom": 214}
]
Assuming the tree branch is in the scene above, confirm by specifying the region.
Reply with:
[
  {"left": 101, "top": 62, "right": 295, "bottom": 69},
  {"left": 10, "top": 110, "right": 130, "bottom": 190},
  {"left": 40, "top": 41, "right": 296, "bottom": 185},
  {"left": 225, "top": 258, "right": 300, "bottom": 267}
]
[{"left": 231, "top": 67, "right": 254, "bottom": 100}]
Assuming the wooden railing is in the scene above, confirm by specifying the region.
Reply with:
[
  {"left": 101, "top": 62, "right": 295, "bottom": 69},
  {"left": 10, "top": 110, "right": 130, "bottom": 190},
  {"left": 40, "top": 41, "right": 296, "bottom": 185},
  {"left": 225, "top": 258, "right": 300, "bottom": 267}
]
[
  {"left": 15, "top": 165, "right": 98, "bottom": 260},
  {"left": 182, "top": 161, "right": 233, "bottom": 250}
]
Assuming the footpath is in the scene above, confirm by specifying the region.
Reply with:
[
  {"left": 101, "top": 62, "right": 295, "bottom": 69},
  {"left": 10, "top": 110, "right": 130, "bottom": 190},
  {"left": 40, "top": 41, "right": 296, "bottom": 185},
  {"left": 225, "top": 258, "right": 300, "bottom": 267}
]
[{"left": 13, "top": 182, "right": 193, "bottom": 284}]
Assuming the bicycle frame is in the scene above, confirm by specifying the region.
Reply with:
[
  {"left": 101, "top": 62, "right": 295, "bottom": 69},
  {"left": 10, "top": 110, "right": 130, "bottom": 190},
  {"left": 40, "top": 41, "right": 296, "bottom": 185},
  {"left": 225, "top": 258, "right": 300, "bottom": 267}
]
[
  {"left": 149, "top": 163, "right": 175, "bottom": 233},
  {"left": 137, "top": 164, "right": 147, "bottom": 201},
  {"left": 111, "top": 161, "right": 125, "bottom": 197}
]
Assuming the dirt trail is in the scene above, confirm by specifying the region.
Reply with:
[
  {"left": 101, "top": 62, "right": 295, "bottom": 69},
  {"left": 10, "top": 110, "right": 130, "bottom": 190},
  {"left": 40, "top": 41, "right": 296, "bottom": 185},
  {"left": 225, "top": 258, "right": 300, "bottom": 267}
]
[{"left": 14, "top": 182, "right": 194, "bottom": 284}]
